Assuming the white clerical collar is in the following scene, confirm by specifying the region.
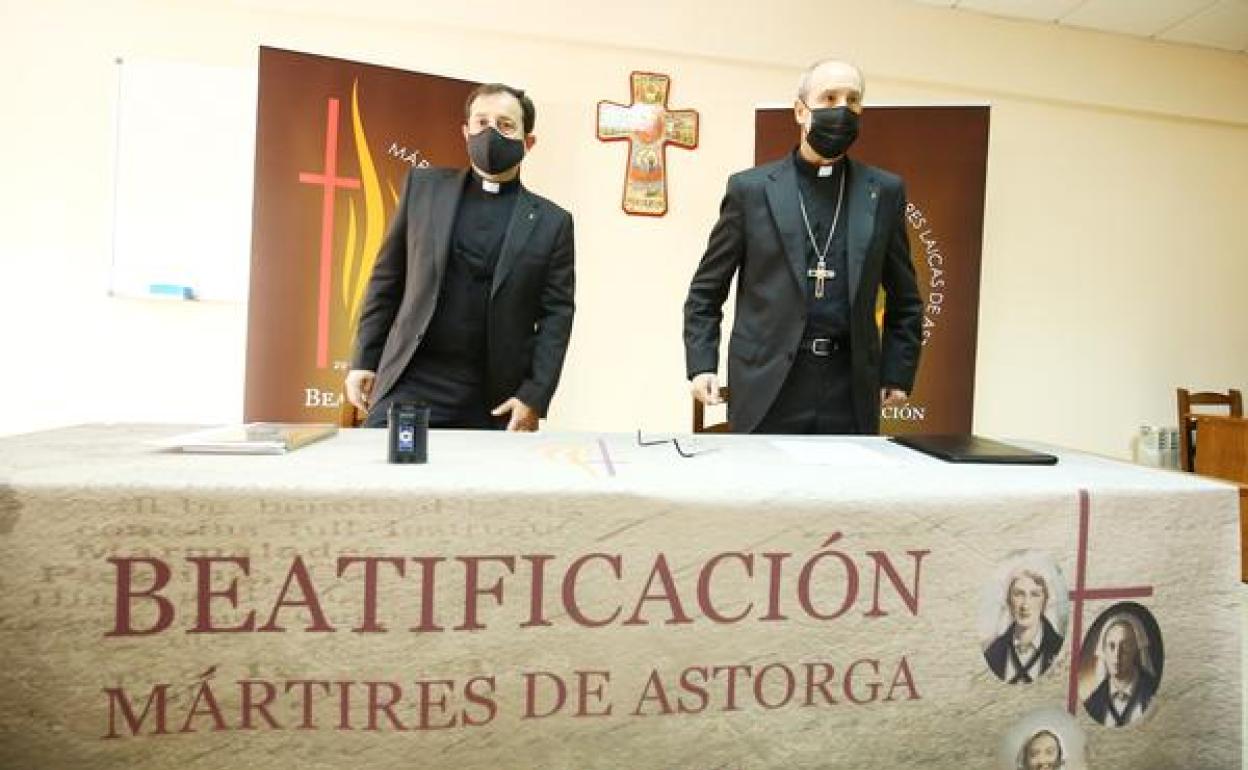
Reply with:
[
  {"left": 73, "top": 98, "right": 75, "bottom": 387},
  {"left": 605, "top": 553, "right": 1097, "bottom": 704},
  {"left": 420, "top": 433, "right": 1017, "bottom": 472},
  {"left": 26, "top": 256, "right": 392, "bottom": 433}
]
[
  {"left": 473, "top": 171, "right": 520, "bottom": 195},
  {"left": 818, "top": 164, "right": 837, "bottom": 178}
]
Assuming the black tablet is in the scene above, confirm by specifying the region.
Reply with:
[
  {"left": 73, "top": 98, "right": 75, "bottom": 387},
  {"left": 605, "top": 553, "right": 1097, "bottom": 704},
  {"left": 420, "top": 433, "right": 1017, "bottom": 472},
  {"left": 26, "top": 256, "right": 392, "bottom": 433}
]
[{"left": 890, "top": 434, "right": 1059, "bottom": 465}]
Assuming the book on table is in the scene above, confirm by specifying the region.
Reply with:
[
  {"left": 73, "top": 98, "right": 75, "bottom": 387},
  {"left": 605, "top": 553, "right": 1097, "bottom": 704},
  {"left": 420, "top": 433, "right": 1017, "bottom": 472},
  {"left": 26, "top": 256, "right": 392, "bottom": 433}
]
[{"left": 151, "top": 423, "right": 339, "bottom": 454}]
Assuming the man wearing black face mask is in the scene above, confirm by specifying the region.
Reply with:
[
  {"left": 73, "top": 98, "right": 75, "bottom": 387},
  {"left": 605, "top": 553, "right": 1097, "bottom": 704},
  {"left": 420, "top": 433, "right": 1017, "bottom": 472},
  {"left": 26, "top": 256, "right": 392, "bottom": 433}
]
[
  {"left": 345, "top": 83, "right": 575, "bottom": 431},
  {"left": 683, "top": 59, "right": 922, "bottom": 434}
]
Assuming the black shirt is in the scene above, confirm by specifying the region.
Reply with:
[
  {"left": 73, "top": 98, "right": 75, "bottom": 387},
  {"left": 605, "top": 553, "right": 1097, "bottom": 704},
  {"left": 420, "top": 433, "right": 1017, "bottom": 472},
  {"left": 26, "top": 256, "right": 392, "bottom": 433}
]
[{"left": 792, "top": 150, "right": 850, "bottom": 340}]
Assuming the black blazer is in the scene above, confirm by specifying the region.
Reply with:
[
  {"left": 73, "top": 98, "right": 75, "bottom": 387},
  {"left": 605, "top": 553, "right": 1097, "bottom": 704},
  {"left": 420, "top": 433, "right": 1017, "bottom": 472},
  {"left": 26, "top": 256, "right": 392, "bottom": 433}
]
[
  {"left": 984, "top": 617, "right": 1064, "bottom": 683},
  {"left": 1084, "top": 668, "right": 1158, "bottom": 726},
  {"left": 352, "top": 167, "right": 575, "bottom": 415},
  {"left": 683, "top": 156, "right": 923, "bottom": 434}
]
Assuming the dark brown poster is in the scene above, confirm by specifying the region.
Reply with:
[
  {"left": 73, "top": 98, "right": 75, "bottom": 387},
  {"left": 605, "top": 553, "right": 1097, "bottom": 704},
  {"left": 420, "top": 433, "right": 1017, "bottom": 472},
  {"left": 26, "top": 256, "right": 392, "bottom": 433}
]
[
  {"left": 246, "top": 48, "right": 478, "bottom": 422},
  {"left": 756, "top": 106, "right": 989, "bottom": 434}
]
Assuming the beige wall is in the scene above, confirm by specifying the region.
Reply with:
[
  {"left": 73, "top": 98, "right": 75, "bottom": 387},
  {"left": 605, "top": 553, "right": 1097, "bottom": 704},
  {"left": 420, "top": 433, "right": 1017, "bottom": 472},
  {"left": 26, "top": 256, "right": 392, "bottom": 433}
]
[{"left": 2, "top": 0, "right": 1246, "bottom": 456}]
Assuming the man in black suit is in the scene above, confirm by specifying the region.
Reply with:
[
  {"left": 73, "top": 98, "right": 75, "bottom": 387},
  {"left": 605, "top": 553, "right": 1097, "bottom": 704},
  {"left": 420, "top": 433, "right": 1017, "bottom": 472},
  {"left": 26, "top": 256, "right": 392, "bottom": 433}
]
[
  {"left": 683, "top": 59, "right": 922, "bottom": 434},
  {"left": 1083, "top": 615, "right": 1159, "bottom": 727},
  {"left": 984, "top": 569, "right": 1064, "bottom": 684},
  {"left": 345, "top": 84, "right": 575, "bottom": 430}
]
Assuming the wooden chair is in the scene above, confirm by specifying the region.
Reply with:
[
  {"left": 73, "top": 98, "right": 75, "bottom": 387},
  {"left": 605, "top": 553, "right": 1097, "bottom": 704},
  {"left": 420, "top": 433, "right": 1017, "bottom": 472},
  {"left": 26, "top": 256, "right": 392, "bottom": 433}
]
[
  {"left": 692, "top": 387, "right": 731, "bottom": 433},
  {"left": 339, "top": 397, "right": 365, "bottom": 428},
  {"left": 1241, "top": 486, "right": 1248, "bottom": 584},
  {"left": 1176, "top": 388, "right": 1243, "bottom": 471},
  {"left": 1194, "top": 415, "right": 1248, "bottom": 484},
  {"left": 1192, "top": 415, "right": 1248, "bottom": 582}
]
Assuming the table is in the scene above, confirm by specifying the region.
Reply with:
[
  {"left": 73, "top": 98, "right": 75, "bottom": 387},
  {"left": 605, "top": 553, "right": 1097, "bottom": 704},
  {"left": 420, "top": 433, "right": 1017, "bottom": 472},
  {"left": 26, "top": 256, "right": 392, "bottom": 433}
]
[{"left": 0, "top": 425, "right": 1240, "bottom": 769}]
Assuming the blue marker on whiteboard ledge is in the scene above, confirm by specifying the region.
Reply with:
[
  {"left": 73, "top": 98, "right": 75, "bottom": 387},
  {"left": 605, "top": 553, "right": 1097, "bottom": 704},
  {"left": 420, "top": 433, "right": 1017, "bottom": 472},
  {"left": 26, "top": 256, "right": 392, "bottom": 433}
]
[{"left": 148, "top": 283, "right": 196, "bottom": 300}]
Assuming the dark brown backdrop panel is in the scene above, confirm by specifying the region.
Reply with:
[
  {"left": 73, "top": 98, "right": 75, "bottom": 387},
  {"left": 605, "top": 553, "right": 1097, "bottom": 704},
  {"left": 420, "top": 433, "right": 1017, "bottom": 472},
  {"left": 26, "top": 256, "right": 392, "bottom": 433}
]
[
  {"left": 246, "top": 47, "right": 478, "bottom": 422},
  {"left": 755, "top": 106, "right": 989, "bottom": 435}
]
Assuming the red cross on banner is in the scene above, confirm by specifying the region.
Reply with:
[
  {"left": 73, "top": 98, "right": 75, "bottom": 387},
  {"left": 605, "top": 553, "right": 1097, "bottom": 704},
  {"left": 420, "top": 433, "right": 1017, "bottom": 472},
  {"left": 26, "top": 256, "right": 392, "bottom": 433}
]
[
  {"left": 298, "top": 97, "right": 361, "bottom": 369},
  {"left": 597, "top": 72, "right": 699, "bottom": 216}
]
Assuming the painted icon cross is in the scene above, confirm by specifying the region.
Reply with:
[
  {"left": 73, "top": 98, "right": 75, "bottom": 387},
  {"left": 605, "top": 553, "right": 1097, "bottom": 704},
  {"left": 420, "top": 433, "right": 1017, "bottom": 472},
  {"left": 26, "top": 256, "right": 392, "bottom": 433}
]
[{"left": 597, "top": 72, "right": 699, "bottom": 216}]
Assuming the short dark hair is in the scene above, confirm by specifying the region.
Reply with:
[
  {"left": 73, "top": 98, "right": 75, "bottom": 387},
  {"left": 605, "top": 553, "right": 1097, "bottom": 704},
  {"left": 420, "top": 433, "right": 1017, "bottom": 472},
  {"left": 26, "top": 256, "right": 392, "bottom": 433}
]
[{"left": 464, "top": 83, "right": 536, "bottom": 135}]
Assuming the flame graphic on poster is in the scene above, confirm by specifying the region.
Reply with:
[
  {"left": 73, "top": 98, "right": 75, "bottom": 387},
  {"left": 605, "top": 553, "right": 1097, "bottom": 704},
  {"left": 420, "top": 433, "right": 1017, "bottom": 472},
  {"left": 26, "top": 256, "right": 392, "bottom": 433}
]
[{"left": 339, "top": 79, "right": 402, "bottom": 339}]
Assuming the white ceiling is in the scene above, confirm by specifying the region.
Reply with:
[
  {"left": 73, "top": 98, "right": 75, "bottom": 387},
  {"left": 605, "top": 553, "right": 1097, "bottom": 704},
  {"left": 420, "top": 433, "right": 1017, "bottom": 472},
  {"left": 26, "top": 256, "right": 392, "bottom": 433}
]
[{"left": 908, "top": 0, "right": 1248, "bottom": 53}]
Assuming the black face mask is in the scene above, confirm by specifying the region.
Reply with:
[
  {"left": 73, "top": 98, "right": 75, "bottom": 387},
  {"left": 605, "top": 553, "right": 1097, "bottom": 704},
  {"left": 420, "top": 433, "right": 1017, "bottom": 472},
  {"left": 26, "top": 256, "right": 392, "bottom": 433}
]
[
  {"left": 804, "top": 105, "right": 859, "bottom": 159},
  {"left": 467, "top": 127, "right": 526, "bottom": 175}
]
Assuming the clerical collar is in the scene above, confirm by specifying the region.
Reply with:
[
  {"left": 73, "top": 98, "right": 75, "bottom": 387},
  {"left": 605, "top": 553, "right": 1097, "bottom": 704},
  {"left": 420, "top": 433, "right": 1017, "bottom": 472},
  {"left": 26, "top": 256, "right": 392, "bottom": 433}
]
[
  {"left": 792, "top": 148, "right": 844, "bottom": 180},
  {"left": 470, "top": 170, "right": 521, "bottom": 195}
]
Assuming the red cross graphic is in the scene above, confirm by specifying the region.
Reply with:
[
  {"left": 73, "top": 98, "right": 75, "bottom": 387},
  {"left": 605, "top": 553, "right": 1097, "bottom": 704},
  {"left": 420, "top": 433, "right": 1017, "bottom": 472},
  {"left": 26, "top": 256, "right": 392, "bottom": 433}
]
[
  {"left": 1066, "top": 489, "right": 1154, "bottom": 714},
  {"left": 298, "top": 97, "right": 360, "bottom": 369}
]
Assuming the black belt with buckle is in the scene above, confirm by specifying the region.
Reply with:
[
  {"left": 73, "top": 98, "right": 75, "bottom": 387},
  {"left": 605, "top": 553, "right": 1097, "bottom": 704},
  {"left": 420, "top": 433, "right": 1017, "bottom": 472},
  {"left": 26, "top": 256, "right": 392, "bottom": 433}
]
[{"left": 801, "top": 337, "right": 847, "bottom": 356}]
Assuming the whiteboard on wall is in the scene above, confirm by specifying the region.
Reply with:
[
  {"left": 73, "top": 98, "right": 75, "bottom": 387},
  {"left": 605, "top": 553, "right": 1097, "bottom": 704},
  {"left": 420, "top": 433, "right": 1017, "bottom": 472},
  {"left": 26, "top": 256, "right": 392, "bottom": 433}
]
[{"left": 110, "top": 57, "right": 257, "bottom": 302}]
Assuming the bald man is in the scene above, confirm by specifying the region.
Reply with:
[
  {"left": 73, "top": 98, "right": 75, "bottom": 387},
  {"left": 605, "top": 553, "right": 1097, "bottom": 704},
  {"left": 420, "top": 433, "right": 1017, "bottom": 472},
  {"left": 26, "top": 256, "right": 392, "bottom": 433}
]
[{"left": 683, "top": 58, "right": 922, "bottom": 434}]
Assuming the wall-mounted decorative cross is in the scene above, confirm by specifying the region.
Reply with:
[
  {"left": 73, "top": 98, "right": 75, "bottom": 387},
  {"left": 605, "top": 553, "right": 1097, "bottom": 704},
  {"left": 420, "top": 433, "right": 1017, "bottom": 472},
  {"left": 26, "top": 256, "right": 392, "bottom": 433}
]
[{"left": 596, "top": 72, "right": 699, "bottom": 217}]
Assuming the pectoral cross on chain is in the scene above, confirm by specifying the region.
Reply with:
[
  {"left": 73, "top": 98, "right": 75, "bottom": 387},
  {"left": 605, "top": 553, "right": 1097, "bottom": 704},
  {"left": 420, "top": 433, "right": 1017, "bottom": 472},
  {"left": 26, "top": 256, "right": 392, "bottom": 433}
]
[
  {"left": 807, "top": 259, "right": 835, "bottom": 299},
  {"left": 798, "top": 170, "right": 845, "bottom": 302}
]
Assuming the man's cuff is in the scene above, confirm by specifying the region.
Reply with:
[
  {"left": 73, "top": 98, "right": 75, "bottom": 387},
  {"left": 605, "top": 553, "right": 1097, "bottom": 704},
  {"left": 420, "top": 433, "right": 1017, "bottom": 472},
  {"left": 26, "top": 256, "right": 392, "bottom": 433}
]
[
  {"left": 686, "top": 351, "right": 718, "bottom": 381},
  {"left": 352, "top": 352, "right": 381, "bottom": 371},
  {"left": 514, "top": 381, "right": 549, "bottom": 416},
  {"left": 880, "top": 368, "right": 916, "bottom": 392}
]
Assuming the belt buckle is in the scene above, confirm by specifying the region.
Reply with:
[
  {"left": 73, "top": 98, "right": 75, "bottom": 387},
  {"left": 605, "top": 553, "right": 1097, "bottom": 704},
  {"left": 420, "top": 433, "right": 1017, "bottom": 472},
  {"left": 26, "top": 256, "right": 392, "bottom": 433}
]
[{"left": 809, "top": 338, "right": 832, "bottom": 356}]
